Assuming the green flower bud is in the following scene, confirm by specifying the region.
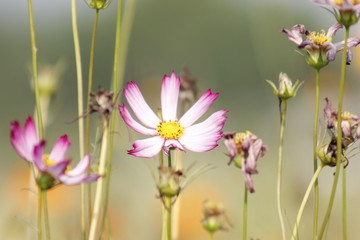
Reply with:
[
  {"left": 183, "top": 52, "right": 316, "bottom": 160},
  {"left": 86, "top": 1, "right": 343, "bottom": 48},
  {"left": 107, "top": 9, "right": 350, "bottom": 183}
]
[
  {"left": 36, "top": 172, "right": 56, "bottom": 190},
  {"left": 337, "top": 10, "right": 359, "bottom": 28},
  {"left": 86, "top": 0, "right": 111, "bottom": 10},
  {"left": 317, "top": 144, "right": 337, "bottom": 167},
  {"left": 157, "top": 166, "right": 183, "bottom": 198},
  {"left": 307, "top": 51, "right": 329, "bottom": 70},
  {"left": 266, "top": 73, "right": 303, "bottom": 100},
  {"left": 202, "top": 216, "right": 221, "bottom": 233}
]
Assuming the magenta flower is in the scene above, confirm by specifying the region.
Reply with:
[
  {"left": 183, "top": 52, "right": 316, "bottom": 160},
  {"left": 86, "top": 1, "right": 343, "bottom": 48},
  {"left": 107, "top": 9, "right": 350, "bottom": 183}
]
[
  {"left": 281, "top": 24, "right": 360, "bottom": 68},
  {"left": 119, "top": 72, "right": 228, "bottom": 158},
  {"left": 223, "top": 131, "right": 267, "bottom": 193},
  {"left": 10, "top": 117, "right": 100, "bottom": 189}
]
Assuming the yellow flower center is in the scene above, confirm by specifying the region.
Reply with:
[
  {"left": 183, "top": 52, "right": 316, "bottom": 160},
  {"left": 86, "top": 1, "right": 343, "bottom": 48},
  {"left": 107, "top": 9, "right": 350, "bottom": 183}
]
[
  {"left": 334, "top": 0, "right": 360, "bottom": 4},
  {"left": 307, "top": 30, "right": 332, "bottom": 46},
  {"left": 234, "top": 131, "right": 252, "bottom": 153},
  {"left": 156, "top": 121, "right": 184, "bottom": 139},
  {"left": 43, "top": 154, "right": 55, "bottom": 166},
  {"left": 341, "top": 111, "right": 357, "bottom": 121}
]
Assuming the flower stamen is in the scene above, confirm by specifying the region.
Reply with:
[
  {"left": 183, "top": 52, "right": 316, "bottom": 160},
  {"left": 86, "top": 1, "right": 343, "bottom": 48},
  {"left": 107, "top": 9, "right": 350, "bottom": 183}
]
[
  {"left": 156, "top": 120, "right": 184, "bottom": 139},
  {"left": 43, "top": 153, "right": 55, "bottom": 166},
  {"left": 307, "top": 30, "right": 332, "bottom": 46}
]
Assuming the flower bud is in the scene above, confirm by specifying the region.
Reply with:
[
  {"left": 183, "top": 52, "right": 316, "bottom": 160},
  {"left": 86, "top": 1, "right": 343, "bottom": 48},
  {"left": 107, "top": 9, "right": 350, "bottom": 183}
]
[
  {"left": 266, "top": 73, "right": 303, "bottom": 100},
  {"left": 317, "top": 143, "right": 337, "bottom": 167},
  {"left": 202, "top": 200, "right": 228, "bottom": 234},
  {"left": 36, "top": 172, "right": 56, "bottom": 190},
  {"left": 86, "top": 0, "right": 111, "bottom": 10},
  {"left": 337, "top": 10, "right": 359, "bottom": 28},
  {"left": 157, "top": 166, "right": 183, "bottom": 198}
]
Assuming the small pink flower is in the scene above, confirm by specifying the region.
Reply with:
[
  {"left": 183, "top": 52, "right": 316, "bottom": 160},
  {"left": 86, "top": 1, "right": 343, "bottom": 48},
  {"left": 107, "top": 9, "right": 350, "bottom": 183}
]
[{"left": 119, "top": 72, "right": 228, "bottom": 158}]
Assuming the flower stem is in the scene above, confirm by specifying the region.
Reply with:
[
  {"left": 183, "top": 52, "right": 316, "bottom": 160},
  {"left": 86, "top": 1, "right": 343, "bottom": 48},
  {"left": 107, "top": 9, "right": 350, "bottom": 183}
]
[
  {"left": 166, "top": 197, "right": 172, "bottom": 240},
  {"left": 172, "top": 149, "right": 182, "bottom": 240},
  {"left": 70, "top": 0, "right": 86, "bottom": 238},
  {"left": 313, "top": 68, "right": 321, "bottom": 239},
  {"left": 318, "top": 26, "right": 349, "bottom": 240},
  {"left": 291, "top": 164, "right": 324, "bottom": 240},
  {"left": 243, "top": 184, "right": 248, "bottom": 240},
  {"left": 209, "top": 232, "right": 214, "bottom": 240},
  {"left": 88, "top": 120, "right": 110, "bottom": 240},
  {"left": 342, "top": 164, "right": 347, "bottom": 240},
  {"left": 277, "top": 99, "right": 287, "bottom": 240},
  {"left": 38, "top": 188, "right": 43, "bottom": 240},
  {"left": 43, "top": 190, "right": 51, "bottom": 240},
  {"left": 99, "top": 0, "right": 123, "bottom": 236},
  {"left": 27, "top": 0, "right": 44, "bottom": 139}
]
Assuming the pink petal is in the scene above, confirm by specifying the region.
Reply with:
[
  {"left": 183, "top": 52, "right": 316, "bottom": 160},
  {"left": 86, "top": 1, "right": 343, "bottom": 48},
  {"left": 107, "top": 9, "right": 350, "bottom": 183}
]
[
  {"left": 183, "top": 110, "right": 228, "bottom": 136},
  {"left": 59, "top": 173, "right": 100, "bottom": 186},
  {"left": 180, "top": 133, "right": 222, "bottom": 152},
  {"left": 11, "top": 121, "right": 32, "bottom": 161},
  {"left": 161, "top": 72, "right": 180, "bottom": 121},
  {"left": 47, "top": 160, "right": 70, "bottom": 179},
  {"left": 66, "top": 155, "right": 91, "bottom": 176},
  {"left": 33, "top": 141, "right": 46, "bottom": 171},
  {"left": 128, "top": 136, "right": 165, "bottom": 158},
  {"left": 163, "top": 139, "right": 185, "bottom": 154},
  {"left": 123, "top": 82, "right": 160, "bottom": 128},
  {"left": 24, "top": 117, "right": 39, "bottom": 151},
  {"left": 49, "top": 135, "right": 71, "bottom": 163},
  {"left": 119, "top": 104, "right": 157, "bottom": 135},
  {"left": 179, "top": 90, "right": 219, "bottom": 127}
]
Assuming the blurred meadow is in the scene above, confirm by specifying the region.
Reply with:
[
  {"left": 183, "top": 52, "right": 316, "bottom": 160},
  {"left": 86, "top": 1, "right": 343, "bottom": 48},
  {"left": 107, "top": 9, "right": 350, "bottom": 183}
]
[{"left": 2, "top": 0, "right": 360, "bottom": 239}]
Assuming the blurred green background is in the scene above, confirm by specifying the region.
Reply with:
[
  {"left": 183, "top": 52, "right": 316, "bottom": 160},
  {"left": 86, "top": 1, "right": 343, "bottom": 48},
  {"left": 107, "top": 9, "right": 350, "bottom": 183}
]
[{"left": 2, "top": 0, "right": 360, "bottom": 239}]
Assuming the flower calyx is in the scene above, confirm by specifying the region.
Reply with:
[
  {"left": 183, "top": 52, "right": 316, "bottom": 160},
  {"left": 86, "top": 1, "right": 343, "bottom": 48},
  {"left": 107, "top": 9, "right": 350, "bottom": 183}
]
[{"left": 266, "top": 72, "right": 303, "bottom": 100}]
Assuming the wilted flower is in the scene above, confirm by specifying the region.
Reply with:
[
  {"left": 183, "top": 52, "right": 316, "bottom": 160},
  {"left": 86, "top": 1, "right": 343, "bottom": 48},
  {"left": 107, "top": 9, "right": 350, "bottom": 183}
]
[
  {"left": 179, "top": 66, "right": 198, "bottom": 106},
  {"left": 89, "top": 87, "right": 114, "bottom": 119},
  {"left": 10, "top": 117, "right": 100, "bottom": 189},
  {"left": 202, "top": 200, "right": 230, "bottom": 234},
  {"left": 281, "top": 24, "right": 360, "bottom": 68},
  {"left": 157, "top": 166, "right": 184, "bottom": 198},
  {"left": 85, "top": 0, "right": 111, "bottom": 9},
  {"left": 266, "top": 72, "right": 303, "bottom": 100},
  {"left": 223, "top": 131, "right": 268, "bottom": 193},
  {"left": 119, "top": 72, "right": 228, "bottom": 158},
  {"left": 310, "top": 0, "right": 360, "bottom": 27}
]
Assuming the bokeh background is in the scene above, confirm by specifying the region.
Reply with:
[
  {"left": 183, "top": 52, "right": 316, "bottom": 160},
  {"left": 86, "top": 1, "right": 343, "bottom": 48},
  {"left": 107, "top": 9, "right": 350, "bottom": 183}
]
[{"left": 2, "top": 0, "right": 360, "bottom": 239}]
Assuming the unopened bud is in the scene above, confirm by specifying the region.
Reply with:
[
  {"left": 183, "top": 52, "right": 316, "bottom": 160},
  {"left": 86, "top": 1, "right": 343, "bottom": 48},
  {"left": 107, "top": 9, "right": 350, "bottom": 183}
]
[{"left": 266, "top": 73, "right": 303, "bottom": 100}]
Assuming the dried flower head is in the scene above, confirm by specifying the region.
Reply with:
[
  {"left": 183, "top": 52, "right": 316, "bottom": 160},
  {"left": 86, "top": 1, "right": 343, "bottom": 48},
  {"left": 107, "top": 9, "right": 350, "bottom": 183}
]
[
  {"left": 157, "top": 166, "right": 184, "bottom": 198},
  {"left": 179, "top": 66, "right": 198, "bottom": 106},
  {"left": 89, "top": 87, "right": 114, "bottom": 119},
  {"left": 266, "top": 72, "right": 303, "bottom": 100},
  {"left": 223, "top": 131, "right": 268, "bottom": 193},
  {"left": 202, "top": 200, "right": 230, "bottom": 234}
]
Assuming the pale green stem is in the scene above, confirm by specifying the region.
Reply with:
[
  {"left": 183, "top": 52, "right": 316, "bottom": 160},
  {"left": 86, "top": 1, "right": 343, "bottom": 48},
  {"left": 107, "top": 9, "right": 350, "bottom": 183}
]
[
  {"left": 162, "top": 203, "right": 167, "bottom": 240},
  {"left": 99, "top": 0, "right": 123, "bottom": 236},
  {"left": 209, "top": 232, "right": 214, "bottom": 240},
  {"left": 313, "top": 69, "right": 321, "bottom": 239},
  {"left": 43, "top": 190, "right": 51, "bottom": 240},
  {"left": 277, "top": 99, "right": 287, "bottom": 240},
  {"left": 172, "top": 150, "right": 182, "bottom": 240},
  {"left": 28, "top": 0, "right": 44, "bottom": 139},
  {"left": 342, "top": 164, "right": 347, "bottom": 240},
  {"left": 243, "top": 185, "right": 248, "bottom": 240},
  {"left": 318, "top": 27, "right": 349, "bottom": 240},
  {"left": 291, "top": 164, "right": 324, "bottom": 240},
  {"left": 38, "top": 189, "right": 43, "bottom": 240},
  {"left": 70, "top": 0, "right": 86, "bottom": 238},
  {"left": 85, "top": 9, "right": 100, "bottom": 225},
  {"left": 88, "top": 120, "right": 109, "bottom": 240},
  {"left": 166, "top": 197, "right": 172, "bottom": 240}
]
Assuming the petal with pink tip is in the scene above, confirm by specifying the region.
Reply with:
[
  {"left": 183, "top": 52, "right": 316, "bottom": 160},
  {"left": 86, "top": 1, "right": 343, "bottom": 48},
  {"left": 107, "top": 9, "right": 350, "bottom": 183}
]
[
  {"left": 161, "top": 72, "right": 180, "bottom": 121},
  {"left": 183, "top": 110, "right": 228, "bottom": 136},
  {"left": 47, "top": 160, "right": 70, "bottom": 179},
  {"left": 179, "top": 90, "right": 219, "bottom": 127},
  {"left": 49, "top": 135, "right": 71, "bottom": 163},
  {"left": 128, "top": 136, "right": 164, "bottom": 158},
  {"left": 180, "top": 133, "right": 222, "bottom": 152},
  {"left": 11, "top": 121, "right": 31, "bottom": 161},
  {"left": 59, "top": 173, "right": 100, "bottom": 186},
  {"left": 119, "top": 104, "right": 157, "bottom": 135},
  {"left": 24, "top": 117, "right": 39, "bottom": 151},
  {"left": 163, "top": 139, "right": 185, "bottom": 154},
  {"left": 66, "top": 155, "right": 91, "bottom": 176},
  {"left": 123, "top": 82, "right": 160, "bottom": 128},
  {"left": 33, "top": 142, "right": 47, "bottom": 171}
]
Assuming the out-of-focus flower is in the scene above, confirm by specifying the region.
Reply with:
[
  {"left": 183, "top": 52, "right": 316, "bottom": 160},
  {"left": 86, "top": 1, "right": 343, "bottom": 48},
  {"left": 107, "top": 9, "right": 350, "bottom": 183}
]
[
  {"left": 10, "top": 117, "right": 100, "bottom": 189},
  {"left": 179, "top": 66, "right": 198, "bottom": 107},
  {"left": 223, "top": 131, "right": 267, "bottom": 193},
  {"left": 157, "top": 166, "right": 184, "bottom": 198},
  {"left": 89, "top": 87, "right": 114, "bottom": 119},
  {"left": 119, "top": 72, "right": 228, "bottom": 158},
  {"left": 266, "top": 72, "right": 303, "bottom": 100},
  {"left": 201, "top": 200, "right": 230, "bottom": 234},
  {"left": 310, "top": 0, "right": 360, "bottom": 27},
  {"left": 281, "top": 24, "right": 360, "bottom": 68},
  {"left": 85, "top": 0, "right": 111, "bottom": 9},
  {"left": 318, "top": 98, "right": 360, "bottom": 166}
]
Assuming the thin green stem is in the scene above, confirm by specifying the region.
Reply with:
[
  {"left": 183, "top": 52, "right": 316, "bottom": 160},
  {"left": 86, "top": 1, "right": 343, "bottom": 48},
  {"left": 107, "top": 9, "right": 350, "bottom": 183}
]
[
  {"left": 209, "top": 232, "right": 214, "bottom": 240},
  {"left": 43, "top": 190, "right": 51, "bottom": 240},
  {"left": 27, "top": 0, "right": 44, "bottom": 139},
  {"left": 88, "top": 120, "right": 110, "bottom": 240},
  {"left": 99, "top": 0, "right": 123, "bottom": 236},
  {"left": 277, "top": 99, "right": 287, "bottom": 240},
  {"left": 291, "top": 164, "right": 324, "bottom": 240},
  {"left": 243, "top": 185, "right": 248, "bottom": 240},
  {"left": 162, "top": 203, "right": 167, "bottom": 240},
  {"left": 38, "top": 189, "right": 43, "bottom": 240},
  {"left": 70, "top": 0, "right": 86, "bottom": 238},
  {"left": 313, "top": 69, "right": 321, "bottom": 239},
  {"left": 342, "top": 164, "right": 347, "bottom": 240},
  {"left": 168, "top": 151, "right": 172, "bottom": 168},
  {"left": 318, "top": 27, "right": 349, "bottom": 240},
  {"left": 166, "top": 197, "right": 172, "bottom": 240}
]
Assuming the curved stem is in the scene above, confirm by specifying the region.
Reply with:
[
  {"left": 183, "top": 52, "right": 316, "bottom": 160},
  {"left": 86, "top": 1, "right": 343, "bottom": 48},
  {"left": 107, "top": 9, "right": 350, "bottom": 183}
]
[
  {"left": 277, "top": 99, "right": 287, "bottom": 240},
  {"left": 38, "top": 189, "right": 43, "bottom": 240},
  {"left": 243, "top": 185, "right": 248, "bottom": 240},
  {"left": 291, "top": 164, "right": 324, "bottom": 240},
  {"left": 27, "top": 0, "right": 44, "bottom": 139},
  {"left": 88, "top": 120, "right": 110, "bottom": 240},
  {"left": 318, "top": 27, "right": 349, "bottom": 240},
  {"left": 342, "top": 164, "right": 347, "bottom": 240},
  {"left": 70, "top": 0, "right": 86, "bottom": 238},
  {"left": 313, "top": 69, "right": 321, "bottom": 239},
  {"left": 43, "top": 190, "right": 51, "bottom": 240},
  {"left": 99, "top": 0, "right": 123, "bottom": 236}
]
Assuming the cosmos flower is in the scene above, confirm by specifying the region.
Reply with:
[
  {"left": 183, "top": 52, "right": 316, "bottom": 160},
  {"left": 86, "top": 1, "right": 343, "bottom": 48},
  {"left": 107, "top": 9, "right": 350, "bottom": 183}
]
[
  {"left": 266, "top": 72, "right": 303, "bottom": 100},
  {"left": 10, "top": 117, "right": 100, "bottom": 189},
  {"left": 119, "top": 72, "right": 228, "bottom": 158},
  {"left": 223, "top": 131, "right": 268, "bottom": 193},
  {"left": 309, "top": 0, "right": 360, "bottom": 27},
  {"left": 281, "top": 24, "right": 360, "bottom": 68}
]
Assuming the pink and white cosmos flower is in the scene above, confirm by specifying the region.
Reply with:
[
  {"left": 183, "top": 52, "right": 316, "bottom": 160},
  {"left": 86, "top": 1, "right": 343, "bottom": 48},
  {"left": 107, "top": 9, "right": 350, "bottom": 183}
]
[
  {"left": 119, "top": 72, "right": 228, "bottom": 158},
  {"left": 10, "top": 117, "right": 100, "bottom": 187}
]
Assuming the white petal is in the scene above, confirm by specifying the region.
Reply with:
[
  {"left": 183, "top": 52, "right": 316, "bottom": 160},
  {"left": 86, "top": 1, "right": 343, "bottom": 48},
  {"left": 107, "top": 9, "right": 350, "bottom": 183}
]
[
  {"left": 128, "top": 136, "right": 165, "bottom": 158},
  {"left": 161, "top": 72, "right": 180, "bottom": 121},
  {"left": 49, "top": 135, "right": 71, "bottom": 163},
  {"left": 119, "top": 104, "right": 157, "bottom": 135}
]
